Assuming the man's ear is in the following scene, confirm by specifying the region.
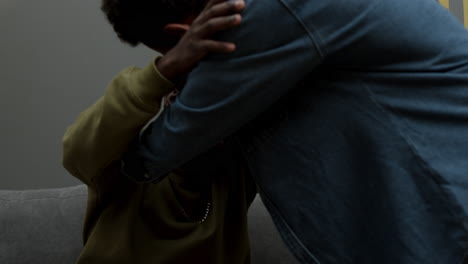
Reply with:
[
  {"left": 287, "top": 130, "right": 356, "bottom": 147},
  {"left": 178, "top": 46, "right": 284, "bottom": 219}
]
[{"left": 163, "top": 23, "right": 190, "bottom": 37}]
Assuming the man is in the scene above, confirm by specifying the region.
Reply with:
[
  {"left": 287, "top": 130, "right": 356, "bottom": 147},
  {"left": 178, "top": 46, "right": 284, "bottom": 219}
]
[
  {"left": 62, "top": 0, "right": 257, "bottom": 263},
  {"left": 112, "top": 0, "right": 468, "bottom": 263}
]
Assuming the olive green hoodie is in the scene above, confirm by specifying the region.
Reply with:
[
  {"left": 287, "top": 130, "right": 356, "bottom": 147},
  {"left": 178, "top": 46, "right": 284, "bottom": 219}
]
[{"left": 62, "top": 57, "right": 255, "bottom": 264}]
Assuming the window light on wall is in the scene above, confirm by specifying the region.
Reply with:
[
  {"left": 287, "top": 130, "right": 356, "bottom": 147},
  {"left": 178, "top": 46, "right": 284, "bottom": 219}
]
[{"left": 438, "top": 0, "right": 468, "bottom": 27}]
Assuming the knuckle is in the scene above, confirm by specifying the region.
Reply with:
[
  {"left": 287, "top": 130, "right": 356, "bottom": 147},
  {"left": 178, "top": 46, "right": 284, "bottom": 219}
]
[
  {"left": 205, "top": 9, "right": 214, "bottom": 17},
  {"left": 194, "top": 42, "right": 205, "bottom": 52},
  {"left": 206, "top": 21, "right": 216, "bottom": 30},
  {"left": 195, "top": 25, "right": 203, "bottom": 33},
  {"left": 188, "top": 38, "right": 198, "bottom": 48}
]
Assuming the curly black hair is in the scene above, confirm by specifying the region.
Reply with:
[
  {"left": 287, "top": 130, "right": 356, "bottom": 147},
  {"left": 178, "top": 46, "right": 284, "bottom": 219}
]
[{"left": 101, "top": 0, "right": 207, "bottom": 47}]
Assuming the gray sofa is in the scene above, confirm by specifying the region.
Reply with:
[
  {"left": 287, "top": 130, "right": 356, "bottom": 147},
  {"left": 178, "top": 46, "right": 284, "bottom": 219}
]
[{"left": 0, "top": 185, "right": 297, "bottom": 264}]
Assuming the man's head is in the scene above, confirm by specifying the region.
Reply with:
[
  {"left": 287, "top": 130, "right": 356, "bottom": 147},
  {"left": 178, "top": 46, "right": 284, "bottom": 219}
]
[{"left": 101, "top": 0, "right": 207, "bottom": 51}]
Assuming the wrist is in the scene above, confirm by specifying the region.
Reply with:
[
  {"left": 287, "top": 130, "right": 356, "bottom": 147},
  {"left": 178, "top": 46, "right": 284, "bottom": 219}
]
[{"left": 156, "top": 55, "right": 179, "bottom": 82}]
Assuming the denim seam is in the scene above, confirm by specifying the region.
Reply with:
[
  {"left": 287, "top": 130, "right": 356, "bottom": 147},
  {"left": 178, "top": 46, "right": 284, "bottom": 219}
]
[
  {"left": 261, "top": 191, "right": 322, "bottom": 264},
  {"left": 278, "top": 0, "right": 326, "bottom": 58},
  {"left": 360, "top": 79, "right": 468, "bottom": 254},
  {"left": 241, "top": 149, "right": 321, "bottom": 264}
]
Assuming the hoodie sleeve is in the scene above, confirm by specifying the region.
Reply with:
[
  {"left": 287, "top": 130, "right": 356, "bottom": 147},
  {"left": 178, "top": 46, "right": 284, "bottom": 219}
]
[{"left": 62, "top": 57, "right": 174, "bottom": 190}]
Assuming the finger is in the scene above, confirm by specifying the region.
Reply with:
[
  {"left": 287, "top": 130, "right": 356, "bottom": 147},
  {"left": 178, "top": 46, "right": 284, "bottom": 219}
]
[
  {"left": 196, "top": 14, "right": 242, "bottom": 37},
  {"left": 202, "top": 0, "right": 225, "bottom": 11},
  {"left": 198, "top": 39, "right": 236, "bottom": 53},
  {"left": 197, "top": 0, "right": 245, "bottom": 24}
]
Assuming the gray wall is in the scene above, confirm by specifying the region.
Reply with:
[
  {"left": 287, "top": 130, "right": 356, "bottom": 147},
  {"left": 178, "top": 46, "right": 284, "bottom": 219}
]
[{"left": 0, "top": 0, "right": 155, "bottom": 189}]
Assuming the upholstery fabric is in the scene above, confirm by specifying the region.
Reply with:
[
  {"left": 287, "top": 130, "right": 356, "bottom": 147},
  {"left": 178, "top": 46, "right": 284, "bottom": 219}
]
[
  {"left": 0, "top": 185, "right": 296, "bottom": 264},
  {"left": 0, "top": 185, "right": 86, "bottom": 263}
]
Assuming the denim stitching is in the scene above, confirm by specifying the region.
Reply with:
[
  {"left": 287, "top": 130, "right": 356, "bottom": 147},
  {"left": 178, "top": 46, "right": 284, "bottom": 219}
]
[
  {"left": 239, "top": 146, "right": 322, "bottom": 264},
  {"left": 360, "top": 78, "right": 468, "bottom": 254},
  {"left": 257, "top": 185, "right": 321, "bottom": 264},
  {"left": 278, "top": 0, "right": 326, "bottom": 58}
]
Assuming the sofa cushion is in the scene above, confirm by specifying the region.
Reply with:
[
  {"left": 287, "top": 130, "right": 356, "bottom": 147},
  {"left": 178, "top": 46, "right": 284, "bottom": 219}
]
[
  {"left": 0, "top": 185, "right": 86, "bottom": 264},
  {"left": 0, "top": 185, "right": 296, "bottom": 263}
]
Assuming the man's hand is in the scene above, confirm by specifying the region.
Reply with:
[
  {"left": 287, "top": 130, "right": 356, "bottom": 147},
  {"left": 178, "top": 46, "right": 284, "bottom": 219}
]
[{"left": 157, "top": 0, "right": 245, "bottom": 82}]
